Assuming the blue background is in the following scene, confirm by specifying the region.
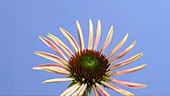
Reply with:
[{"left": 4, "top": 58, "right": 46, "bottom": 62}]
[{"left": 0, "top": 0, "right": 169, "bottom": 95}]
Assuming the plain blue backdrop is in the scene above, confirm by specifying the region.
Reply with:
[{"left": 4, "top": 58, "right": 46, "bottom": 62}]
[{"left": 0, "top": 0, "right": 170, "bottom": 95}]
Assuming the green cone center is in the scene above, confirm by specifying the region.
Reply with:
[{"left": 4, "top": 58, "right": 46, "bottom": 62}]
[
  {"left": 69, "top": 49, "right": 110, "bottom": 84},
  {"left": 81, "top": 55, "right": 99, "bottom": 69}
]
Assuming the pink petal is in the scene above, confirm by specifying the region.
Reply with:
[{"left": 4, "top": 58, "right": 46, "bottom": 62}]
[
  {"left": 35, "top": 51, "right": 68, "bottom": 66},
  {"left": 39, "top": 36, "right": 68, "bottom": 61},
  {"left": 107, "top": 33, "right": 128, "bottom": 59},
  {"left": 110, "top": 64, "right": 147, "bottom": 76},
  {"left": 109, "top": 78, "right": 147, "bottom": 89},
  {"left": 32, "top": 63, "right": 67, "bottom": 70},
  {"left": 92, "top": 85, "right": 102, "bottom": 96},
  {"left": 76, "top": 20, "right": 85, "bottom": 50},
  {"left": 78, "top": 83, "right": 87, "bottom": 96},
  {"left": 65, "top": 85, "right": 80, "bottom": 96},
  {"left": 47, "top": 33, "right": 73, "bottom": 57},
  {"left": 110, "top": 41, "right": 136, "bottom": 63},
  {"left": 88, "top": 19, "right": 93, "bottom": 50},
  {"left": 109, "top": 53, "right": 143, "bottom": 70},
  {"left": 33, "top": 66, "right": 70, "bottom": 75},
  {"left": 60, "top": 27, "right": 80, "bottom": 52},
  {"left": 95, "top": 83, "right": 110, "bottom": 96},
  {"left": 61, "top": 83, "right": 79, "bottom": 96},
  {"left": 101, "top": 81, "right": 135, "bottom": 96},
  {"left": 101, "top": 25, "right": 113, "bottom": 54},
  {"left": 42, "top": 78, "right": 74, "bottom": 84},
  {"left": 93, "top": 20, "right": 101, "bottom": 50},
  {"left": 72, "top": 84, "right": 85, "bottom": 96}
]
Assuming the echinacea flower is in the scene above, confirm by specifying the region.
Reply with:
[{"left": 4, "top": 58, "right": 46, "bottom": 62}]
[{"left": 33, "top": 19, "right": 147, "bottom": 96}]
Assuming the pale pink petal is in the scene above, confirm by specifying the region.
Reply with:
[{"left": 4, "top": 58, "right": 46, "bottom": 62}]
[
  {"left": 101, "top": 81, "right": 135, "bottom": 96},
  {"left": 101, "top": 25, "right": 114, "bottom": 54},
  {"left": 42, "top": 78, "right": 73, "bottom": 84},
  {"left": 93, "top": 20, "right": 101, "bottom": 50},
  {"left": 92, "top": 85, "right": 102, "bottom": 96},
  {"left": 95, "top": 83, "right": 110, "bottom": 96},
  {"left": 35, "top": 51, "right": 68, "bottom": 66},
  {"left": 72, "top": 84, "right": 85, "bottom": 96},
  {"left": 47, "top": 33, "right": 73, "bottom": 57},
  {"left": 109, "top": 64, "right": 147, "bottom": 76},
  {"left": 32, "top": 63, "right": 67, "bottom": 70},
  {"left": 110, "top": 53, "right": 143, "bottom": 70},
  {"left": 60, "top": 27, "right": 80, "bottom": 52},
  {"left": 88, "top": 19, "right": 93, "bottom": 50},
  {"left": 33, "top": 66, "right": 70, "bottom": 75},
  {"left": 61, "top": 83, "right": 79, "bottom": 96},
  {"left": 107, "top": 33, "right": 129, "bottom": 59},
  {"left": 110, "top": 41, "right": 136, "bottom": 63},
  {"left": 39, "top": 36, "right": 68, "bottom": 61},
  {"left": 76, "top": 20, "right": 84, "bottom": 50},
  {"left": 78, "top": 83, "right": 87, "bottom": 96},
  {"left": 65, "top": 85, "right": 80, "bottom": 96},
  {"left": 109, "top": 78, "right": 147, "bottom": 89}
]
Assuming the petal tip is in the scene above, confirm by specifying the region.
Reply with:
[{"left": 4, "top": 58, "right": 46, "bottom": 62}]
[
  {"left": 34, "top": 51, "right": 38, "bottom": 54},
  {"left": 126, "top": 33, "right": 129, "bottom": 36},
  {"left": 38, "top": 36, "right": 42, "bottom": 38},
  {"left": 41, "top": 81, "right": 47, "bottom": 84},
  {"left": 59, "top": 27, "right": 63, "bottom": 30},
  {"left": 38, "top": 36, "right": 44, "bottom": 40},
  {"left": 32, "top": 67, "right": 39, "bottom": 70},
  {"left": 133, "top": 40, "right": 137, "bottom": 44},
  {"left": 139, "top": 64, "right": 147, "bottom": 69},
  {"left": 97, "top": 20, "right": 101, "bottom": 25},
  {"left": 76, "top": 20, "right": 79, "bottom": 24},
  {"left": 140, "top": 52, "right": 144, "bottom": 55},
  {"left": 143, "top": 64, "right": 147, "bottom": 67},
  {"left": 144, "top": 84, "right": 148, "bottom": 87},
  {"left": 34, "top": 51, "right": 40, "bottom": 55},
  {"left": 111, "top": 25, "right": 114, "bottom": 29},
  {"left": 76, "top": 20, "right": 79, "bottom": 22},
  {"left": 47, "top": 33, "right": 52, "bottom": 36},
  {"left": 89, "top": 19, "right": 92, "bottom": 22}
]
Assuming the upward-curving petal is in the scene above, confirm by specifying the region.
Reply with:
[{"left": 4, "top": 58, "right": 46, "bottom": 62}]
[
  {"left": 60, "top": 27, "right": 80, "bottom": 52},
  {"left": 101, "top": 81, "right": 135, "bottom": 96},
  {"left": 109, "top": 78, "right": 147, "bottom": 89},
  {"left": 109, "top": 64, "right": 147, "bottom": 76},
  {"left": 93, "top": 20, "right": 101, "bottom": 50},
  {"left": 88, "top": 19, "right": 93, "bottom": 50},
  {"left": 76, "top": 20, "right": 84, "bottom": 50},
  {"left": 47, "top": 33, "right": 73, "bottom": 57},
  {"left": 110, "top": 53, "right": 143, "bottom": 70},
  {"left": 35, "top": 51, "right": 68, "bottom": 66},
  {"left": 39, "top": 36, "right": 68, "bottom": 61},
  {"left": 107, "top": 33, "right": 129, "bottom": 59},
  {"left": 101, "top": 25, "right": 114, "bottom": 54},
  {"left": 110, "top": 40, "right": 136, "bottom": 63}
]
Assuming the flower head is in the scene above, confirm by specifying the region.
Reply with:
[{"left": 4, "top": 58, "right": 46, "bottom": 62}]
[{"left": 33, "top": 20, "right": 147, "bottom": 96}]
